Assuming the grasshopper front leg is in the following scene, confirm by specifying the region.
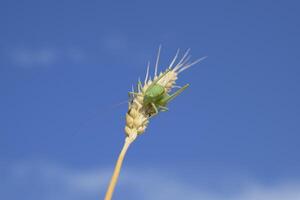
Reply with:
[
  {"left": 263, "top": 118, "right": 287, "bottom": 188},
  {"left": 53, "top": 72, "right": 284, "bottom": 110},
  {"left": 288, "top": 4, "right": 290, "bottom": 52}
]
[
  {"left": 145, "top": 102, "right": 159, "bottom": 119},
  {"left": 151, "top": 102, "right": 159, "bottom": 114},
  {"left": 158, "top": 105, "right": 168, "bottom": 112}
]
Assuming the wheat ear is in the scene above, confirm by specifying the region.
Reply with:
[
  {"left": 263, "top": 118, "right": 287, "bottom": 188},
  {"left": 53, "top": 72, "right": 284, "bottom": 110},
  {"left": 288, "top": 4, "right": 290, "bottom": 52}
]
[{"left": 104, "top": 48, "right": 206, "bottom": 200}]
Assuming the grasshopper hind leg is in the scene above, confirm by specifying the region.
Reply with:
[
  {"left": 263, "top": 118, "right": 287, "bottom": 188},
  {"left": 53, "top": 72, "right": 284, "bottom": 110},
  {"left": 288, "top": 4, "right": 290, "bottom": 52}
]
[{"left": 160, "top": 84, "right": 189, "bottom": 105}]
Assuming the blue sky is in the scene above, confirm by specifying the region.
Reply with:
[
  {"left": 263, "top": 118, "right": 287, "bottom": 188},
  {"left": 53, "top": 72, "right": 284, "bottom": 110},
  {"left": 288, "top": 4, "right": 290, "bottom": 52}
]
[{"left": 1, "top": 0, "right": 300, "bottom": 199}]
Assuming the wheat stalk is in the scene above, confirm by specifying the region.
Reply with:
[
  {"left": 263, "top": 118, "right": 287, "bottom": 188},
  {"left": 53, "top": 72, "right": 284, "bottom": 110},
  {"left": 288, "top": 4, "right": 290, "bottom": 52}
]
[{"left": 104, "top": 47, "right": 206, "bottom": 200}]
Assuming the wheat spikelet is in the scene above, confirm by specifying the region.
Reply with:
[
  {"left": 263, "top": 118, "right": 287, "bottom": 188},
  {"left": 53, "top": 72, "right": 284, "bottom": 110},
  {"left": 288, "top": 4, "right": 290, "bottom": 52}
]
[{"left": 124, "top": 95, "right": 148, "bottom": 137}]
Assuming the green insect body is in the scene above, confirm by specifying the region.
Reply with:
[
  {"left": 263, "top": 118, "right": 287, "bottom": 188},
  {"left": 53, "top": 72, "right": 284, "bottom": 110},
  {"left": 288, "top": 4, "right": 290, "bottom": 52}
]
[
  {"left": 132, "top": 70, "right": 189, "bottom": 117},
  {"left": 145, "top": 83, "right": 189, "bottom": 117},
  {"left": 143, "top": 84, "right": 165, "bottom": 105}
]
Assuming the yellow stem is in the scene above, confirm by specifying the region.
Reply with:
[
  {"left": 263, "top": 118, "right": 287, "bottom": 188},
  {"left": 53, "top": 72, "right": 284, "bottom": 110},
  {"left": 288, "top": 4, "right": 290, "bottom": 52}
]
[{"left": 104, "top": 136, "right": 134, "bottom": 200}]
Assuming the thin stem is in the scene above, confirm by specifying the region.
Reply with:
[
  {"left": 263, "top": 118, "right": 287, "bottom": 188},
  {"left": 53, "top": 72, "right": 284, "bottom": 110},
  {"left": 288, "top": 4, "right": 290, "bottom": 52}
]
[{"left": 104, "top": 136, "right": 134, "bottom": 200}]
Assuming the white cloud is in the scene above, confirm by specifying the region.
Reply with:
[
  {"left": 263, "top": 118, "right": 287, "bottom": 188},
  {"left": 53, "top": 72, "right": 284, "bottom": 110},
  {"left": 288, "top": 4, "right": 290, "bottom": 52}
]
[
  {"left": 102, "top": 35, "right": 128, "bottom": 52},
  {"left": 66, "top": 47, "right": 85, "bottom": 62},
  {"left": 10, "top": 48, "right": 58, "bottom": 66},
  {"left": 1, "top": 161, "right": 300, "bottom": 200},
  {"left": 8, "top": 47, "right": 85, "bottom": 67}
]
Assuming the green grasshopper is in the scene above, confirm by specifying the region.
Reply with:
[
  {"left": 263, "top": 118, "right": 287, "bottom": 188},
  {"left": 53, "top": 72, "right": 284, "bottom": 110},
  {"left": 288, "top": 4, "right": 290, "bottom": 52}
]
[{"left": 130, "top": 69, "right": 189, "bottom": 118}]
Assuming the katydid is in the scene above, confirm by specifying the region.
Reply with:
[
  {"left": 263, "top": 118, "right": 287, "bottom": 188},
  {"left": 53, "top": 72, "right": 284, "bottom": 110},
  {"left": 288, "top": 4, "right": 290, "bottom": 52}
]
[{"left": 129, "top": 69, "right": 189, "bottom": 117}]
